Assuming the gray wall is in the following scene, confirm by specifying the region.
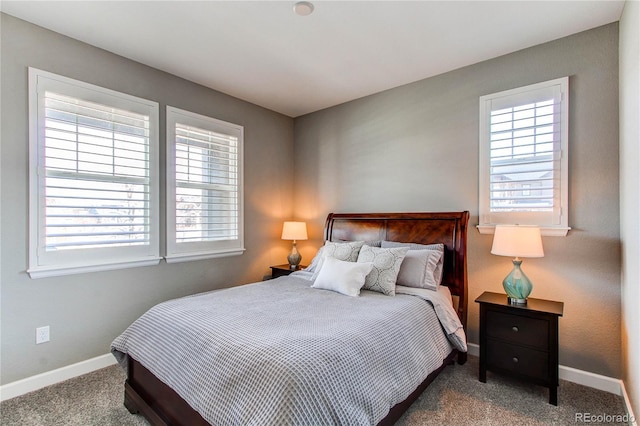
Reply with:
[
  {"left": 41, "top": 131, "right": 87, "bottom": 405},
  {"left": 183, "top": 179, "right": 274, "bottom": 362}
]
[
  {"left": 0, "top": 14, "right": 295, "bottom": 384},
  {"left": 293, "top": 24, "right": 621, "bottom": 377},
  {"left": 619, "top": 0, "right": 640, "bottom": 416},
  {"left": 0, "top": 13, "right": 625, "bottom": 386}
]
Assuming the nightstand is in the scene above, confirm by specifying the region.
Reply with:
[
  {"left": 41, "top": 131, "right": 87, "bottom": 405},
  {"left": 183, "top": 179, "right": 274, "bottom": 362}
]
[
  {"left": 476, "top": 291, "right": 564, "bottom": 405},
  {"left": 270, "top": 264, "right": 306, "bottom": 279}
]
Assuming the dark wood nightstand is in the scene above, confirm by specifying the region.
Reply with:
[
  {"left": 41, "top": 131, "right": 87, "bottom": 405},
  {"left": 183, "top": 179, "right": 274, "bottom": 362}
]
[
  {"left": 270, "top": 264, "right": 306, "bottom": 279},
  {"left": 476, "top": 291, "right": 564, "bottom": 405}
]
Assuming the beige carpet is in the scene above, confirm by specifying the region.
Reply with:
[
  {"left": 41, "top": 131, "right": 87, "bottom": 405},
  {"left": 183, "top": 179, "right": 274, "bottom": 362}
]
[{"left": 0, "top": 356, "right": 629, "bottom": 425}]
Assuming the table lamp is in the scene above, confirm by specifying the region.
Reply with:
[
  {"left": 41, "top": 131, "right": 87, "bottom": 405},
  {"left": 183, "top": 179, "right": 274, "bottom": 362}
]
[
  {"left": 281, "top": 221, "right": 308, "bottom": 269},
  {"left": 491, "top": 225, "right": 544, "bottom": 305}
]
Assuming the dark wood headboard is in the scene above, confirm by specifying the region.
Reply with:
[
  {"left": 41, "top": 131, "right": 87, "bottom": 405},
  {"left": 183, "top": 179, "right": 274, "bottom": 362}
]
[{"left": 324, "top": 211, "right": 469, "bottom": 328}]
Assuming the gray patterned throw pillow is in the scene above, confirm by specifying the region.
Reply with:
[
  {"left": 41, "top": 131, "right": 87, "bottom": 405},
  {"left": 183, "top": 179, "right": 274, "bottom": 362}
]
[
  {"left": 310, "top": 241, "right": 366, "bottom": 280},
  {"left": 357, "top": 245, "right": 409, "bottom": 296}
]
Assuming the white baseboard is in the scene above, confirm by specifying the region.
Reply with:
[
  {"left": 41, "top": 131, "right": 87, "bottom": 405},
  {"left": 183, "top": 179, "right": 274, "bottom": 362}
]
[
  {"left": 467, "top": 343, "right": 635, "bottom": 421},
  {"left": 559, "top": 364, "right": 623, "bottom": 395},
  {"left": 0, "top": 353, "right": 116, "bottom": 402},
  {"left": 620, "top": 380, "right": 638, "bottom": 426}
]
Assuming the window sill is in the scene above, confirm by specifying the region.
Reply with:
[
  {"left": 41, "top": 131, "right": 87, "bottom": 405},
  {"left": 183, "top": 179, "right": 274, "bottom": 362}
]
[
  {"left": 476, "top": 225, "right": 571, "bottom": 237},
  {"left": 165, "top": 248, "right": 246, "bottom": 264},
  {"left": 28, "top": 257, "right": 162, "bottom": 279}
]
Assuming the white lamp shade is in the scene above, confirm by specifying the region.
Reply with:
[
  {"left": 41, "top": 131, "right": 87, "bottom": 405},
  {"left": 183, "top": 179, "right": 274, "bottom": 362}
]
[
  {"left": 281, "top": 221, "right": 308, "bottom": 241},
  {"left": 491, "top": 225, "right": 544, "bottom": 258}
]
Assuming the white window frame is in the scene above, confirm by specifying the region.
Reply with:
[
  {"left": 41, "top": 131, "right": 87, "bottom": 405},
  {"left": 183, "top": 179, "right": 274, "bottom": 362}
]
[
  {"left": 478, "top": 77, "right": 570, "bottom": 237},
  {"left": 28, "top": 68, "right": 160, "bottom": 278},
  {"left": 166, "top": 106, "right": 245, "bottom": 262}
]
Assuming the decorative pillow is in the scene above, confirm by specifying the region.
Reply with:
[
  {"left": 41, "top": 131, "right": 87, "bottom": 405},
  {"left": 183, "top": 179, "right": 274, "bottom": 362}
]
[
  {"left": 395, "top": 249, "right": 443, "bottom": 291},
  {"left": 311, "top": 256, "right": 374, "bottom": 297},
  {"left": 336, "top": 239, "right": 382, "bottom": 247},
  {"left": 381, "top": 241, "right": 445, "bottom": 285},
  {"left": 380, "top": 240, "right": 444, "bottom": 250},
  {"left": 309, "top": 241, "right": 366, "bottom": 279},
  {"left": 357, "top": 245, "right": 409, "bottom": 296}
]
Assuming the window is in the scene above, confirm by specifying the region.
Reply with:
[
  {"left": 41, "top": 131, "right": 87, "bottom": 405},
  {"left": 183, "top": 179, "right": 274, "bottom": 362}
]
[
  {"left": 166, "top": 107, "right": 244, "bottom": 262},
  {"left": 28, "top": 68, "right": 160, "bottom": 278},
  {"left": 478, "top": 77, "right": 570, "bottom": 236}
]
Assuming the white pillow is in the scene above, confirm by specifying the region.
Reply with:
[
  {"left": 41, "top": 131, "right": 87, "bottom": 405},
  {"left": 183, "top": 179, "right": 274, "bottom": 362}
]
[
  {"left": 396, "top": 249, "right": 443, "bottom": 291},
  {"left": 312, "top": 256, "right": 374, "bottom": 297},
  {"left": 357, "top": 245, "right": 409, "bottom": 296},
  {"left": 381, "top": 241, "right": 445, "bottom": 285},
  {"left": 310, "top": 241, "right": 366, "bottom": 280}
]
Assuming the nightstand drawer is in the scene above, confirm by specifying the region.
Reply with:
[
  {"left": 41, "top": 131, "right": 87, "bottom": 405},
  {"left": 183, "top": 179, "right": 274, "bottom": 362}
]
[
  {"left": 487, "top": 339, "right": 549, "bottom": 380},
  {"left": 486, "top": 310, "right": 548, "bottom": 349}
]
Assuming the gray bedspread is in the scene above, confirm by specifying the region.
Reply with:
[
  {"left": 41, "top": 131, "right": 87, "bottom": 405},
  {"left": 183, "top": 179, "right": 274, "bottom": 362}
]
[{"left": 111, "top": 275, "right": 466, "bottom": 425}]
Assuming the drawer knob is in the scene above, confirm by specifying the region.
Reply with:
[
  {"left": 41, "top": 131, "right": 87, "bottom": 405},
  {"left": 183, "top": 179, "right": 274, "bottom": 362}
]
[
  {"left": 512, "top": 357, "right": 519, "bottom": 363},
  {"left": 512, "top": 326, "right": 519, "bottom": 332}
]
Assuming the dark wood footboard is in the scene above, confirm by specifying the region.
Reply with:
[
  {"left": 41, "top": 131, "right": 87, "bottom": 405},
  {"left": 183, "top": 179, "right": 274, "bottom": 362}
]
[{"left": 125, "top": 356, "right": 209, "bottom": 425}]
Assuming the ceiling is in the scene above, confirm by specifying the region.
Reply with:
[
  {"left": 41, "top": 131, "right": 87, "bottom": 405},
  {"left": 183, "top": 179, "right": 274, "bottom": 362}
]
[{"left": 1, "top": 1, "right": 625, "bottom": 117}]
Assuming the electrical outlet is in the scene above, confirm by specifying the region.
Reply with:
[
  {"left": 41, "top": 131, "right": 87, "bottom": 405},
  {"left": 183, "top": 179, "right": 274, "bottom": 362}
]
[{"left": 36, "top": 326, "right": 50, "bottom": 344}]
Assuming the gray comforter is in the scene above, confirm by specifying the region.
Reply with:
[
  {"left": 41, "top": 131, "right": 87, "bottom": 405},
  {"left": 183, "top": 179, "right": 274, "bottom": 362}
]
[{"left": 111, "top": 275, "right": 466, "bottom": 425}]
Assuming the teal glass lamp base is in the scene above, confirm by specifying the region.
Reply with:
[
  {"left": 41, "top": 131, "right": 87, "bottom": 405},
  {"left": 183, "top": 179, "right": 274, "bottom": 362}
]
[{"left": 502, "top": 259, "right": 533, "bottom": 305}]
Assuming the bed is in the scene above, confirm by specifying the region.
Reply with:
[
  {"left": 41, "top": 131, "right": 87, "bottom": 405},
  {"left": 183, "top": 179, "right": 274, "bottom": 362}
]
[{"left": 112, "top": 211, "right": 469, "bottom": 425}]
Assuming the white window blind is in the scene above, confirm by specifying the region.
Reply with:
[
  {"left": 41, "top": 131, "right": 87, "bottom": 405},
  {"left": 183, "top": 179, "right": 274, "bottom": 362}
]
[
  {"left": 29, "top": 68, "right": 160, "bottom": 277},
  {"left": 489, "top": 98, "right": 559, "bottom": 212},
  {"left": 478, "top": 77, "right": 569, "bottom": 236},
  {"left": 166, "top": 107, "right": 244, "bottom": 261},
  {"left": 175, "top": 123, "right": 239, "bottom": 242},
  {"left": 44, "top": 92, "right": 151, "bottom": 249}
]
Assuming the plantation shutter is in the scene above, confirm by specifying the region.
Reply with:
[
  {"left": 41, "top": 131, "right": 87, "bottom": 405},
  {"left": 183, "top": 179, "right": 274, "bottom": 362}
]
[
  {"left": 175, "top": 123, "right": 239, "bottom": 243},
  {"left": 166, "top": 106, "right": 244, "bottom": 261},
  {"left": 478, "top": 77, "right": 569, "bottom": 235},
  {"left": 42, "top": 92, "right": 152, "bottom": 250},
  {"left": 28, "top": 68, "right": 160, "bottom": 278},
  {"left": 488, "top": 85, "right": 562, "bottom": 218}
]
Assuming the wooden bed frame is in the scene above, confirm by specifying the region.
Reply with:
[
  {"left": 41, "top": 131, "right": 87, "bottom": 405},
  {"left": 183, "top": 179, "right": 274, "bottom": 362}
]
[{"left": 123, "top": 211, "right": 469, "bottom": 426}]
